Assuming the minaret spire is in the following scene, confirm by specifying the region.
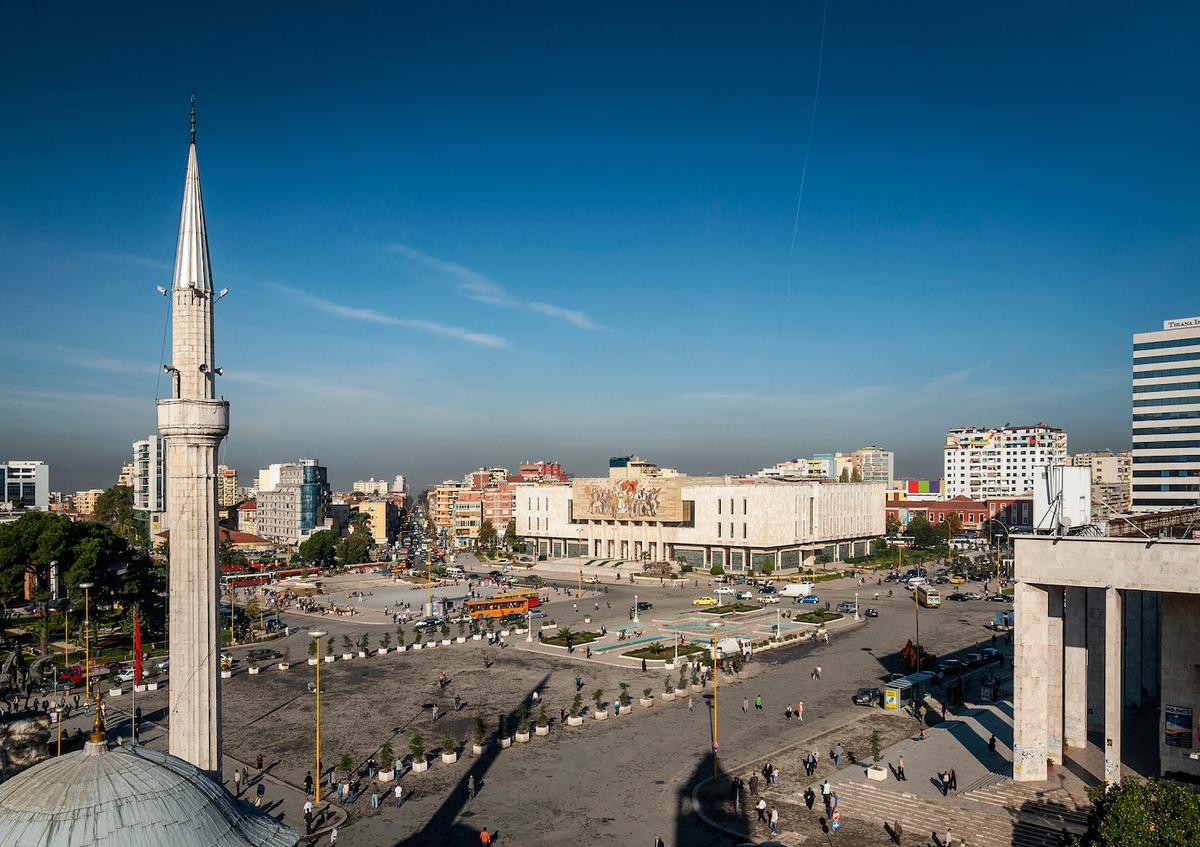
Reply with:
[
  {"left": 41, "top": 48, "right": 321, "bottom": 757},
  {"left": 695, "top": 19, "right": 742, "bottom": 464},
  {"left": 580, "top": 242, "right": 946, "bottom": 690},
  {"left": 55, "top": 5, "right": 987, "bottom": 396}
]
[{"left": 190, "top": 94, "right": 196, "bottom": 145}]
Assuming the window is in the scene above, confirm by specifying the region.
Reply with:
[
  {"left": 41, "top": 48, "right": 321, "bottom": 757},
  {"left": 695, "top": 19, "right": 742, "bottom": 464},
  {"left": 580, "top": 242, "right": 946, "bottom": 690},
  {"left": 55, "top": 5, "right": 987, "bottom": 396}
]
[
  {"left": 717, "top": 522, "right": 722, "bottom": 538},
  {"left": 742, "top": 498, "right": 747, "bottom": 514},
  {"left": 717, "top": 499, "right": 722, "bottom": 514},
  {"left": 742, "top": 523, "right": 747, "bottom": 539},
  {"left": 1134, "top": 337, "right": 1200, "bottom": 351}
]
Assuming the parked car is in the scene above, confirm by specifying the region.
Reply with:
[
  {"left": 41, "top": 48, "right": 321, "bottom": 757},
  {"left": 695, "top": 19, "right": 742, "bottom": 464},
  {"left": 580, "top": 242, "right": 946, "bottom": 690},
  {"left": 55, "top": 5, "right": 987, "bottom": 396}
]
[
  {"left": 115, "top": 668, "right": 136, "bottom": 683},
  {"left": 736, "top": 591, "right": 754, "bottom": 600},
  {"left": 246, "top": 648, "right": 282, "bottom": 663},
  {"left": 836, "top": 601, "right": 858, "bottom": 614},
  {"left": 798, "top": 594, "right": 821, "bottom": 604},
  {"left": 630, "top": 601, "right": 653, "bottom": 612},
  {"left": 583, "top": 576, "right": 601, "bottom": 584},
  {"left": 759, "top": 595, "right": 781, "bottom": 604},
  {"left": 760, "top": 584, "right": 778, "bottom": 594},
  {"left": 949, "top": 574, "right": 967, "bottom": 584},
  {"left": 986, "top": 593, "right": 1011, "bottom": 603},
  {"left": 964, "top": 652, "right": 986, "bottom": 667},
  {"left": 852, "top": 686, "right": 882, "bottom": 706},
  {"left": 981, "top": 647, "right": 1003, "bottom": 662},
  {"left": 947, "top": 592, "right": 968, "bottom": 602},
  {"left": 692, "top": 596, "right": 718, "bottom": 607},
  {"left": 865, "top": 607, "right": 879, "bottom": 618},
  {"left": 715, "top": 587, "right": 736, "bottom": 596}
]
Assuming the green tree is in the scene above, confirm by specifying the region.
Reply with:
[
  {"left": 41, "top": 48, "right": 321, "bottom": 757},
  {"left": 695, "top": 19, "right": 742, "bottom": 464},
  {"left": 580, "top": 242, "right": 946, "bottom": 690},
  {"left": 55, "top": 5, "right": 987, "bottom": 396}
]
[
  {"left": 337, "top": 526, "right": 372, "bottom": 565},
  {"left": 477, "top": 520, "right": 497, "bottom": 551},
  {"left": 908, "top": 514, "right": 941, "bottom": 549},
  {"left": 92, "top": 485, "right": 139, "bottom": 544},
  {"left": 298, "top": 530, "right": 338, "bottom": 566},
  {"left": 218, "top": 538, "right": 247, "bottom": 567},
  {"left": 838, "top": 467, "right": 850, "bottom": 483},
  {"left": 503, "top": 520, "right": 520, "bottom": 550},
  {"left": 1074, "top": 778, "right": 1200, "bottom": 846},
  {"left": 851, "top": 467, "right": 863, "bottom": 482},
  {"left": 885, "top": 514, "right": 902, "bottom": 537}
]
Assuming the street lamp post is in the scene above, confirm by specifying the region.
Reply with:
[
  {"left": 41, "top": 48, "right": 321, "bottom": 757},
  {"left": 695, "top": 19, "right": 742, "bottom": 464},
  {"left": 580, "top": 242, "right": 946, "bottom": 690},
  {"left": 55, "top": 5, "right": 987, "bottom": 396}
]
[
  {"left": 710, "top": 621, "right": 721, "bottom": 779},
  {"left": 55, "top": 706, "right": 62, "bottom": 756},
  {"left": 80, "top": 582, "right": 94, "bottom": 700},
  {"left": 914, "top": 585, "right": 921, "bottom": 673},
  {"left": 526, "top": 609, "right": 533, "bottom": 643},
  {"left": 633, "top": 594, "right": 639, "bottom": 624},
  {"left": 309, "top": 629, "right": 327, "bottom": 803}
]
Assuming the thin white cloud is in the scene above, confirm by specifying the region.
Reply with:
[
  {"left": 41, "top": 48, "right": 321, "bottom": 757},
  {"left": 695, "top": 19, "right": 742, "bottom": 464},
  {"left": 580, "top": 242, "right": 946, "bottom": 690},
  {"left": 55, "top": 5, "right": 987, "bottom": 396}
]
[
  {"left": 24, "top": 343, "right": 159, "bottom": 376},
  {"left": 266, "top": 282, "right": 511, "bottom": 349},
  {"left": 95, "top": 252, "right": 171, "bottom": 271},
  {"left": 385, "top": 242, "right": 608, "bottom": 331}
]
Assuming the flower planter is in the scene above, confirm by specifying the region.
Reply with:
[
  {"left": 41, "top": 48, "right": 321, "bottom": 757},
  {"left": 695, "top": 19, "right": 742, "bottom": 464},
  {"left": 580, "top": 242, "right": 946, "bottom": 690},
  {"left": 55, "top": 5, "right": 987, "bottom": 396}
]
[
  {"left": 441, "top": 751, "right": 458, "bottom": 764},
  {"left": 567, "top": 715, "right": 584, "bottom": 727},
  {"left": 108, "top": 688, "right": 123, "bottom": 697},
  {"left": 514, "top": 628, "right": 526, "bottom": 635},
  {"left": 342, "top": 653, "right": 353, "bottom": 661},
  {"left": 378, "top": 768, "right": 395, "bottom": 783},
  {"left": 324, "top": 655, "right": 335, "bottom": 663},
  {"left": 397, "top": 645, "right": 407, "bottom": 652},
  {"left": 616, "top": 705, "right": 631, "bottom": 716},
  {"left": 583, "top": 616, "right": 591, "bottom": 624},
  {"left": 472, "top": 743, "right": 486, "bottom": 756},
  {"left": 411, "top": 759, "right": 429, "bottom": 773},
  {"left": 425, "top": 640, "right": 436, "bottom": 648},
  {"left": 358, "top": 651, "right": 367, "bottom": 658},
  {"left": 515, "top": 731, "right": 530, "bottom": 743},
  {"left": 500, "top": 630, "right": 510, "bottom": 637},
  {"left": 411, "top": 643, "right": 422, "bottom": 651},
  {"left": 594, "top": 710, "right": 608, "bottom": 721},
  {"left": 441, "top": 639, "right": 451, "bottom": 646},
  {"left": 639, "top": 698, "right": 653, "bottom": 707},
  {"left": 662, "top": 692, "right": 676, "bottom": 701},
  {"left": 541, "top": 623, "right": 557, "bottom": 631},
  {"left": 691, "top": 684, "right": 705, "bottom": 693},
  {"left": 134, "top": 684, "right": 147, "bottom": 692},
  {"left": 456, "top": 636, "right": 466, "bottom": 643},
  {"left": 535, "top": 725, "right": 549, "bottom": 736},
  {"left": 499, "top": 737, "right": 512, "bottom": 749},
  {"left": 147, "top": 682, "right": 160, "bottom": 690},
  {"left": 472, "top": 634, "right": 483, "bottom": 641},
  {"left": 248, "top": 667, "right": 260, "bottom": 675},
  {"left": 277, "top": 662, "right": 289, "bottom": 671},
  {"left": 867, "top": 765, "right": 888, "bottom": 782},
  {"left": 308, "top": 658, "right": 319, "bottom": 666},
  {"left": 220, "top": 670, "right": 233, "bottom": 679}
]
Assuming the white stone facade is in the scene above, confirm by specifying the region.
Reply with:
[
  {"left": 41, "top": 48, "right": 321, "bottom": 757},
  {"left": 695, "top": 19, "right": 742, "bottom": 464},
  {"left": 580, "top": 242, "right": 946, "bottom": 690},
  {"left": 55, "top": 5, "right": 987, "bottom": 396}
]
[
  {"left": 944, "top": 424, "right": 1067, "bottom": 500},
  {"left": 517, "top": 476, "right": 884, "bottom": 571}
]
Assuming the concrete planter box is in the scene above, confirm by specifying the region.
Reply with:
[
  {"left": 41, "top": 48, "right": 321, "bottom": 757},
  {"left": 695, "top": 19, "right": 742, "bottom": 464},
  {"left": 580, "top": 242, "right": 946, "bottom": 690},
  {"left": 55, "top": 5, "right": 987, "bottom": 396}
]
[
  {"left": 324, "top": 655, "right": 335, "bottom": 663},
  {"left": 456, "top": 636, "right": 466, "bottom": 643},
  {"left": 411, "top": 643, "right": 422, "bottom": 651},
  {"left": 308, "top": 658, "right": 319, "bottom": 665},
  {"left": 471, "top": 743, "right": 486, "bottom": 756},
  {"left": 514, "top": 731, "right": 530, "bottom": 743},
  {"left": 441, "top": 751, "right": 458, "bottom": 764},
  {"left": 108, "top": 688, "right": 123, "bottom": 697},
  {"left": 594, "top": 710, "right": 608, "bottom": 721},
  {"left": 691, "top": 684, "right": 705, "bottom": 693},
  {"left": 662, "top": 692, "right": 676, "bottom": 701},
  {"left": 424, "top": 641, "right": 436, "bottom": 648},
  {"left": 583, "top": 616, "right": 591, "bottom": 624},
  {"left": 378, "top": 768, "right": 395, "bottom": 783},
  {"left": 616, "top": 705, "right": 631, "bottom": 716},
  {"left": 867, "top": 765, "right": 888, "bottom": 782},
  {"left": 134, "top": 684, "right": 147, "bottom": 692},
  {"left": 441, "top": 639, "right": 451, "bottom": 646},
  {"left": 567, "top": 715, "right": 584, "bottom": 726},
  {"left": 535, "top": 725, "right": 549, "bottom": 736},
  {"left": 397, "top": 645, "right": 407, "bottom": 652},
  {"left": 277, "top": 662, "right": 289, "bottom": 671},
  {"left": 342, "top": 653, "right": 353, "bottom": 661},
  {"left": 147, "top": 682, "right": 160, "bottom": 690},
  {"left": 499, "top": 737, "right": 512, "bottom": 749},
  {"left": 220, "top": 670, "right": 233, "bottom": 679},
  {"left": 639, "top": 698, "right": 653, "bottom": 707},
  {"left": 358, "top": 651, "right": 367, "bottom": 658},
  {"left": 247, "top": 667, "right": 260, "bottom": 675},
  {"left": 472, "top": 634, "right": 483, "bottom": 641},
  {"left": 541, "top": 623, "right": 557, "bottom": 631},
  {"left": 500, "top": 630, "right": 510, "bottom": 637},
  {"left": 514, "top": 628, "right": 526, "bottom": 635},
  {"left": 411, "top": 759, "right": 429, "bottom": 773}
]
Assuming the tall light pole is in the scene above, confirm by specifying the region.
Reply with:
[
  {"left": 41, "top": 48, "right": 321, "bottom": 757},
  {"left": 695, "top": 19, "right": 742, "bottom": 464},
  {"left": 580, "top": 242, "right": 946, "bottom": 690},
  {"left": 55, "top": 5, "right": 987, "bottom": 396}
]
[
  {"left": 990, "top": 518, "right": 1011, "bottom": 591},
  {"left": 577, "top": 568, "right": 582, "bottom": 599},
  {"left": 309, "top": 629, "right": 327, "bottom": 803},
  {"left": 55, "top": 706, "right": 62, "bottom": 756},
  {"left": 526, "top": 608, "right": 533, "bottom": 643},
  {"left": 80, "top": 582, "right": 94, "bottom": 700},
  {"left": 710, "top": 621, "right": 721, "bottom": 779},
  {"left": 633, "top": 593, "right": 639, "bottom": 624},
  {"left": 913, "top": 584, "right": 921, "bottom": 673}
]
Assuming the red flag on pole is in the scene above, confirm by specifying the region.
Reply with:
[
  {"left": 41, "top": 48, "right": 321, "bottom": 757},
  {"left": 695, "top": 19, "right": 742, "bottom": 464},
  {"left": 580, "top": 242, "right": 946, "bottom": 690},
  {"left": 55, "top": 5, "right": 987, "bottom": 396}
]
[{"left": 134, "top": 610, "right": 142, "bottom": 684}]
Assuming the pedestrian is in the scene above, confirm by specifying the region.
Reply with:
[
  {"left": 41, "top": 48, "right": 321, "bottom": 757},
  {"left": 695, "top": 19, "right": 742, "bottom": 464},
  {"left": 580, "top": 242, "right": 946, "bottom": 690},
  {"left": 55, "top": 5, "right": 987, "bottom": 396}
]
[
  {"left": 816, "top": 664, "right": 823, "bottom": 679},
  {"left": 755, "top": 694, "right": 763, "bottom": 711},
  {"left": 897, "top": 754, "right": 906, "bottom": 781},
  {"left": 893, "top": 819, "right": 903, "bottom": 845},
  {"left": 988, "top": 734, "right": 997, "bottom": 756},
  {"left": 432, "top": 704, "right": 439, "bottom": 724},
  {"left": 832, "top": 743, "right": 844, "bottom": 767},
  {"left": 329, "top": 827, "right": 337, "bottom": 845},
  {"left": 804, "top": 787, "right": 815, "bottom": 810},
  {"left": 304, "top": 809, "right": 313, "bottom": 834},
  {"left": 785, "top": 704, "right": 793, "bottom": 721},
  {"left": 940, "top": 770, "right": 950, "bottom": 796},
  {"left": 641, "top": 658, "right": 647, "bottom": 674},
  {"left": 479, "top": 827, "right": 492, "bottom": 845},
  {"left": 688, "top": 695, "right": 694, "bottom": 713},
  {"left": 945, "top": 828, "right": 953, "bottom": 847},
  {"left": 749, "top": 774, "right": 759, "bottom": 796},
  {"left": 255, "top": 782, "right": 265, "bottom": 807},
  {"left": 949, "top": 767, "right": 957, "bottom": 792},
  {"left": 821, "top": 779, "right": 832, "bottom": 812},
  {"left": 256, "top": 752, "right": 264, "bottom": 772},
  {"left": 796, "top": 701, "right": 804, "bottom": 722},
  {"left": 755, "top": 798, "right": 767, "bottom": 822},
  {"left": 769, "top": 807, "right": 779, "bottom": 835},
  {"left": 654, "top": 835, "right": 665, "bottom": 847},
  {"left": 742, "top": 696, "right": 748, "bottom": 713},
  {"left": 370, "top": 790, "right": 380, "bottom": 808},
  {"left": 394, "top": 783, "right": 403, "bottom": 807},
  {"left": 805, "top": 752, "right": 816, "bottom": 776},
  {"left": 233, "top": 767, "right": 243, "bottom": 796},
  {"left": 468, "top": 773, "right": 475, "bottom": 800}
]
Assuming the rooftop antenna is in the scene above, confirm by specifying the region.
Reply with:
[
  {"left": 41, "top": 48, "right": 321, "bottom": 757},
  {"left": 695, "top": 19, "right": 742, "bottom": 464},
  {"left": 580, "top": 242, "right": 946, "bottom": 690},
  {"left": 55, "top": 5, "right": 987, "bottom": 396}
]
[{"left": 189, "top": 93, "right": 196, "bottom": 145}]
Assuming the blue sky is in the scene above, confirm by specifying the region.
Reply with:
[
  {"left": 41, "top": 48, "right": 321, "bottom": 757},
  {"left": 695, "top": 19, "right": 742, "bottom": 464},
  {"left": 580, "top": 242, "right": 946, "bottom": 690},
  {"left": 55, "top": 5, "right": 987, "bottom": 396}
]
[{"left": 2, "top": 2, "right": 1198, "bottom": 492}]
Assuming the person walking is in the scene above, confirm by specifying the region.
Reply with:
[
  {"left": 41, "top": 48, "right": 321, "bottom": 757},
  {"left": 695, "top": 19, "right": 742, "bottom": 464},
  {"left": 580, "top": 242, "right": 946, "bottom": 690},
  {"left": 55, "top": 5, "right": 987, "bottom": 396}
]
[
  {"left": 805, "top": 752, "right": 816, "bottom": 776},
  {"left": 892, "top": 820, "right": 903, "bottom": 845},
  {"left": 949, "top": 767, "right": 957, "bottom": 792},
  {"left": 654, "top": 835, "right": 665, "bottom": 847},
  {"left": 304, "top": 808, "right": 313, "bottom": 835},
  {"left": 255, "top": 782, "right": 265, "bottom": 807},
  {"left": 256, "top": 752, "right": 264, "bottom": 773},
  {"left": 940, "top": 770, "right": 950, "bottom": 797},
  {"left": 468, "top": 773, "right": 476, "bottom": 800},
  {"left": 785, "top": 704, "right": 793, "bottom": 721},
  {"left": 370, "top": 789, "right": 380, "bottom": 809},
  {"left": 988, "top": 734, "right": 997, "bottom": 757},
  {"left": 431, "top": 704, "right": 439, "bottom": 724},
  {"left": 688, "top": 694, "right": 694, "bottom": 714},
  {"left": 944, "top": 827, "right": 953, "bottom": 847},
  {"left": 821, "top": 779, "right": 832, "bottom": 813},
  {"left": 832, "top": 742, "right": 844, "bottom": 767},
  {"left": 755, "top": 798, "right": 767, "bottom": 822},
  {"left": 742, "top": 696, "right": 748, "bottom": 713},
  {"left": 329, "top": 827, "right": 337, "bottom": 846},
  {"left": 796, "top": 701, "right": 804, "bottom": 722},
  {"left": 641, "top": 658, "right": 647, "bottom": 674},
  {"left": 754, "top": 694, "right": 763, "bottom": 711},
  {"left": 394, "top": 783, "right": 403, "bottom": 807},
  {"left": 897, "top": 754, "right": 907, "bottom": 781},
  {"left": 749, "top": 774, "right": 759, "bottom": 796},
  {"left": 233, "top": 768, "right": 243, "bottom": 796},
  {"left": 769, "top": 806, "right": 779, "bottom": 835}
]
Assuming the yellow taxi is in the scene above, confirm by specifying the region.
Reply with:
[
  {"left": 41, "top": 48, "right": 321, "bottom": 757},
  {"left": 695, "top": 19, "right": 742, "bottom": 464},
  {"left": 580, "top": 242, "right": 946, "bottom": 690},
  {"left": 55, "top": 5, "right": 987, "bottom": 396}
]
[
  {"left": 691, "top": 596, "right": 718, "bottom": 607},
  {"left": 583, "top": 575, "right": 601, "bottom": 584},
  {"left": 949, "top": 575, "right": 966, "bottom": 584}
]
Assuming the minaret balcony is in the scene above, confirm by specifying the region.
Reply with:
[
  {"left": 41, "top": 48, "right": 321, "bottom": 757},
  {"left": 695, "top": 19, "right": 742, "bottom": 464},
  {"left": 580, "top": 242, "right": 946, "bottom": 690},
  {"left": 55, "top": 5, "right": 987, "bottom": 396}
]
[{"left": 157, "top": 397, "right": 229, "bottom": 441}]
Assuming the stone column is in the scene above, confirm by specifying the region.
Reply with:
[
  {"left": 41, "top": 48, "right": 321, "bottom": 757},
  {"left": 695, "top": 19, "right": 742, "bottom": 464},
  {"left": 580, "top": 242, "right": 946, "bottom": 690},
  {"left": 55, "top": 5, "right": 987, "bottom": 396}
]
[
  {"left": 1013, "top": 580, "right": 1049, "bottom": 781},
  {"left": 1046, "top": 585, "right": 1064, "bottom": 764},
  {"left": 1104, "top": 587, "right": 1123, "bottom": 785},
  {"left": 1063, "top": 586, "right": 1088, "bottom": 750},
  {"left": 1086, "top": 586, "right": 1106, "bottom": 733}
]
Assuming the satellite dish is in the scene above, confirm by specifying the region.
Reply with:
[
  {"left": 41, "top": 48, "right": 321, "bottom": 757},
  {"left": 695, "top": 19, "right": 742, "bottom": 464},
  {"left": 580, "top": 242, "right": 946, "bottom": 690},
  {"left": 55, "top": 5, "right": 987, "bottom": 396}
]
[{"left": 1061, "top": 516, "right": 1073, "bottom": 528}]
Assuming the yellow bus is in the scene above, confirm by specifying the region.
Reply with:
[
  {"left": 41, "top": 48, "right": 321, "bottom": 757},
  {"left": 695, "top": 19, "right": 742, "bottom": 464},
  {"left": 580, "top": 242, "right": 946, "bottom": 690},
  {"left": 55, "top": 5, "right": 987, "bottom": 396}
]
[
  {"left": 464, "top": 591, "right": 542, "bottom": 619},
  {"left": 917, "top": 584, "right": 941, "bottom": 608}
]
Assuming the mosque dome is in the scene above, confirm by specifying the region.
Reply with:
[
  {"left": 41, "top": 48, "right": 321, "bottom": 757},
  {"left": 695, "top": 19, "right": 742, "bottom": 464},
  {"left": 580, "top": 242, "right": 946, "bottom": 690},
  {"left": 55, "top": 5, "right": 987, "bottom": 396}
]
[{"left": 0, "top": 738, "right": 299, "bottom": 847}]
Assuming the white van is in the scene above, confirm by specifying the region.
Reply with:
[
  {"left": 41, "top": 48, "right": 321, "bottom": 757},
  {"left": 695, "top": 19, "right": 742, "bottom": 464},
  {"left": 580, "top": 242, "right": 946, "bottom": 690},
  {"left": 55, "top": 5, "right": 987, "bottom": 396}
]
[
  {"left": 445, "top": 566, "right": 465, "bottom": 579},
  {"left": 779, "top": 582, "right": 815, "bottom": 599},
  {"left": 906, "top": 576, "right": 927, "bottom": 590}
]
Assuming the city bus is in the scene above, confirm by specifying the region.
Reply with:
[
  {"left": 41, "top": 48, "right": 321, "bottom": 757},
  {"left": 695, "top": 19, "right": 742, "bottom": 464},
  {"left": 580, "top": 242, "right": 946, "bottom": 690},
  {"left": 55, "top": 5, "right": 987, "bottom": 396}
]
[
  {"left": 917, "top": 584, "right": 941, "bottom": 608},
  {"left": 464, "top": 590, "right": 542, "bottom": 619}
]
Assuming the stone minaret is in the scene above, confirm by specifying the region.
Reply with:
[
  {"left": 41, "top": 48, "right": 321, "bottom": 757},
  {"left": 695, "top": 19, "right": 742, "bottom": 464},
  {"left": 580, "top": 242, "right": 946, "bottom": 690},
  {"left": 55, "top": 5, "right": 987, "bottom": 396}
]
[{"left": 157, "top": 98, "right": 229, "bottom": 774}]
